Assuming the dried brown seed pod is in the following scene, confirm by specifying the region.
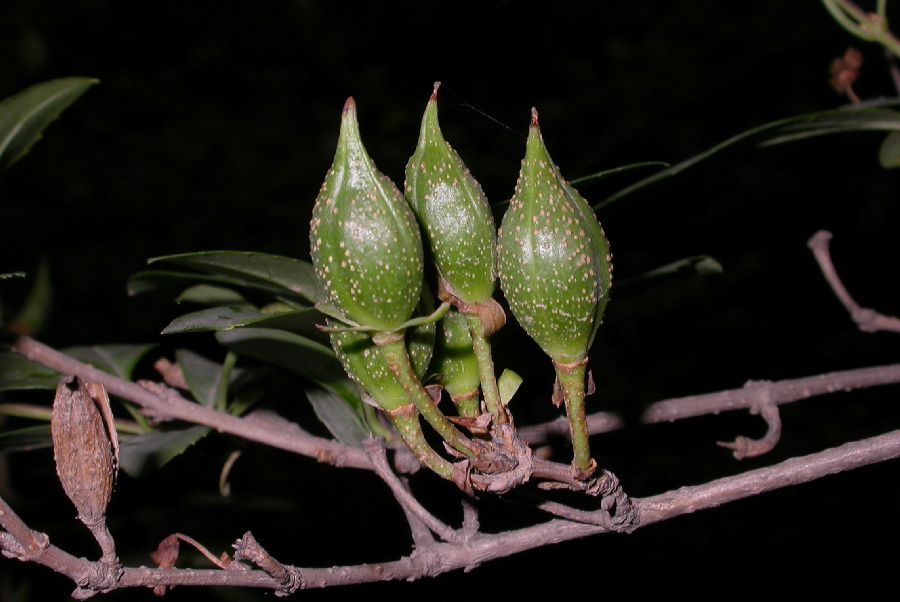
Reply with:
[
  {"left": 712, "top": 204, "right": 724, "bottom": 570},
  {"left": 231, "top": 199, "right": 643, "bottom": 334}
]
[{"left": 51, "top": 376, "right": 119, "bottom": 529}]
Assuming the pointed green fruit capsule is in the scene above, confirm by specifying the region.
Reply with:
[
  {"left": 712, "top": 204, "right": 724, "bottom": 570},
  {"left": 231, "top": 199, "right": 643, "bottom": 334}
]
[
  {"left": 432, "top": 309, "right": 481, "bottom": 417},
  {"left": 311, "top": 98, "right": 424, "bottom": 331},
  {"left": 405, "top": 83, "right": 496, "bottom": 304},
  {"left": 497, "top": 109, "right": 612, "bottom": 364}
]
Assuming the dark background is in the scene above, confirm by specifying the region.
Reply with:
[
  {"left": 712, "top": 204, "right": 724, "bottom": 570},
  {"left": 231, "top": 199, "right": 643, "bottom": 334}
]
[{"left": 2, "top": 1, "right": 900, "bottom": 599}]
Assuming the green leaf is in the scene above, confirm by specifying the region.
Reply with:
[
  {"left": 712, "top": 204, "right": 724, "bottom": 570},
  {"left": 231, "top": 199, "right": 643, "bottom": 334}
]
[
  {"left": 570, "top": 161, "right": 670, "bottom": 185},
  {"left": 216, "top": 327, "right": 362, "bottom": 415},
  {"left": 498, "top": 369, "right": 523, "bottom": 406},
  {"left": 639, "top": 255, "right": 723, "bottom": 278},
  {"left": 148, "top": 251, "right": 321, "bottom": 304},
  {"left": 0, "top": 77, "right": 99, "bottom": 170},
  {"left": 127, "top": 270, "right": 253, "bottom": 296},
  {"left": 162, "top": 304, "right": 319, "bottom": 335},
  {"left": 10, "top": 261, "right": 52, "bottom": 334},
  {"left": 615, "top": 255, "right": 723, "bottom": 296},
  {"left": 879, "top": 131, "right": 900, "bottom": 169},
  {"left": 65, "top": 344, "right": 156, "bottom": 380},
  {"left": 305, "top": 387, "right": 370, "bottom": 447},
  {"left": 216, "top": 328, "right": 341, "bottom": 381},
  {"left": 0, "top": 272, "right": 26, "bottom": 280},
  {"left": 118, "top": 426, "right": 209, "bottom": 477},
  {"left": 176, "top": 349, "right": 231, "bottom": 407},
  {"left": 598, "top": 101, "right": 900, "bottom": 209},
  {"left": 0, "top": 425, "right": 52, "bottom": 452},
  {"left": 176, "top": 284, "right": 246, "bottom": 305},
  {"left": 0, "top": 353, "right": 59, "bottom": 390}
]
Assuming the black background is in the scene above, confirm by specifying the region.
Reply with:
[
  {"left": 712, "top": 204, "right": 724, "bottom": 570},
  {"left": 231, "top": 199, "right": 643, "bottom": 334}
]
[{"left": 2, "top": 1, "right": 900, "bottom": 599}]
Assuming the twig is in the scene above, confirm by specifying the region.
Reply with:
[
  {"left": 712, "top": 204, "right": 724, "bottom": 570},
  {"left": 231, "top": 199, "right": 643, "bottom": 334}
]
[
  {"left": 640, "top": 362, "right": 900, "bottom": 424},
  {"left": 518, "top": 411, "right": 623, "bottom": 444},
  {"left": 808, "top": 230, "right": 900, "bottom": 333},
  {"left": 13, "top": 333, "right": 900, "bottom": 474},
  {"left": 233, "top": 532, "right": 300, "bottom": 594},
  {"left": 0, "top": 494, "right": 48, "bottom": 561},
  {"left": 460, "top": 497, "right": 480, "bottom": 538},
  {"left": 716, "top": 399, "right": 782, "bottom": 459},
  {"left": 534, "top": 500, "right": 616, "bottom": 527},
  {"left": 3, "top": 428, "right": 900, "bottom": 593},
  {"left": 363, "top": 438, "right": 463, "bottom": 544},
  {"left": 398, "top": 477, "right": 437, "bottom": 547},
  {"left": 638, "top": 427, "right": 900, "bottom": 524},
  {"left": 7, "top": 335, "right": 371, "bottom": 471}
]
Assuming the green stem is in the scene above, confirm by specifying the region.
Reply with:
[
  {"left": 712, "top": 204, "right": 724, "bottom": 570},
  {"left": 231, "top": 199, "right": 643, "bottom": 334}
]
[
  {"left": 823, "top": 0, "right": 870, "bottom": 39},
  {"left": 451, "top": 391, "right": 481, "bottom": 419},
  {"left": 464, "top": 314, "right": 507, "bottom": 424},
  {"left": 386, "top": 410, "right": 453, "bottom": 480},
  {"left": 554, "top": 360, "right": 594, "bottom": 476},
  {"left": 363, "top": 402, "right": 392, "bottom": 441},
  {"left": 822, "top": 0, "right": 900, "bottom": 58},
  {"left": 379, "top": 338, "right": 477, "bottom": 459}
]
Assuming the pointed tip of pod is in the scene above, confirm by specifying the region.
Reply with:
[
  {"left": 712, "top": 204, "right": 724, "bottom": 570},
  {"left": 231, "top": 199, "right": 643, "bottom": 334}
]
[
  {"left": 530, "top": 107, "right": 539, "bottom": 128},
  {"left": 431, "top": 81, "right": 441, "bottom": 100},
  {"left": 339, "top": 97, "right": 362, "bottom": 149}
]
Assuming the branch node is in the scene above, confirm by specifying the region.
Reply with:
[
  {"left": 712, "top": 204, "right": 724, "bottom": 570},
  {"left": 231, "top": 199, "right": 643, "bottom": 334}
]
[
  {"left": 716, "top": 392, "right": 782, "bottom": 460},
  {"left": 71, "top": 556, "right": 124, "bottom": 599},
  {"left": 135, "top": 380, "right": 182, "bottom": 423},
  {"left": 233, "top": 531, "right": 302, "bottom": 594},
  {"left": 0, "top": 531, "right": 28, "bottom": 560}
]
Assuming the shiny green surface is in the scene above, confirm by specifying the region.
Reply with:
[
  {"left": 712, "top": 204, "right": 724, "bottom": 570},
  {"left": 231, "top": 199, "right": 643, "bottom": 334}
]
[{"left": 310, "top": 99, "right": 424, "bottom": 330}]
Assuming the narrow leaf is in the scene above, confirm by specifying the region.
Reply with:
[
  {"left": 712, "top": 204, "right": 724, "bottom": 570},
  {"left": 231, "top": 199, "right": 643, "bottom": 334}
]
[
  {"left": 216, "top": 327, "right": 362, "bottom": 415},
  {"left": 65, "top": 344, "right": 156, "bottom": 380},
  {"left": 0, "top": 272, "right": 26, "bottom": 280},
  {"left": 615, "top": 255, "right": 723, "bottom": 296},
  {"left": 162, "top": 304, "right": 318, "bottom": 334},
  {"left": 176, "top": 349, "right": 227, "bottom": 407},
  {"left": 176, "top": 284, "right": 246, "bottom": 305},
  {"left": 0, "top": 77, "right": 99, "bottom": 169},
  {"left": 0, "top": 353, "right": 59, "bottom": 390},
  {"left": 639, "top": 255, "right": 723, "bottom": 278},
  {"left": 305, "top": 387, "right": 370, "bottom": 447},
  {"left": 879, "top": 131, "right": 900, "bottom": 169},
  {"left": 118, "top": 426, "right": 209, "bottom": 477},
  {"left": 216, "top": 328, "right": 343, "bottom": 382},
  {"left": 598, "top": 101, "right": 900, "bottom": 209},
  {"left": 570, "top": 161, "right": 670, "bottom": 185},
  {"left": 0, "top": 425, "right": 52, "bottom": 452},
  {"left": 127, "top": 270, "right": 255, "bottom": 296},
  {"left": 148, "top": 251, "right": 321, "bottom": 303},
  {"left": 163, "top": 304, "right": 264, "bottom": 334}
]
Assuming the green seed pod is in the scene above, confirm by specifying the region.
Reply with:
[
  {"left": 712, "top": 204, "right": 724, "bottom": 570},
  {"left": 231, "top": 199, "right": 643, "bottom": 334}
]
[
  {"left": 432, "top": 309, "right": 481, "bottom": 417},
  {"left": 405, "top": 83, "right": 496, "bottom": 304},
  {"left": 328, "top": 288, "right": 435, "bottom": 411},
  {"left": 497, "top": 109, "right": 612, "bottom": 364},
  {"left": 329, "top": 325, "right": 406, "bottom": 412},
  {"left": 310, "top": 98, "right": 424, "bottom": 331}
]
